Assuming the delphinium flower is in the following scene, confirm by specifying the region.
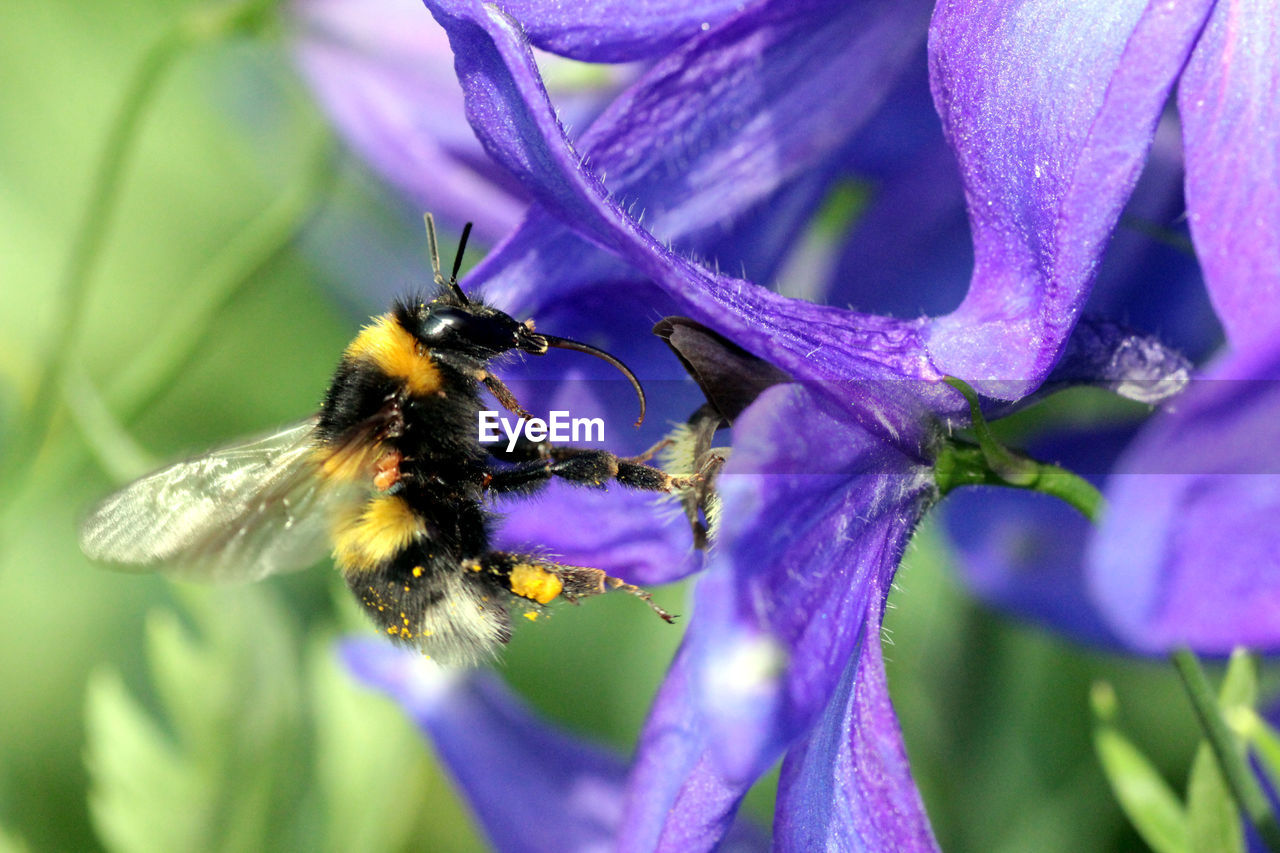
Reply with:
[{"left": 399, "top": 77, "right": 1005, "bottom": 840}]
[
  {"left": 290, "top": 0, "right": 941, "bottom": 579},
  {"left": 340, "top": 637, "right": 774, "bottom": 850},
  {"left": 937, "top": 109, "right": 1218, "bottom": 646},
  {"left": 290, "top": 0, "right": 657, "bottom": 244},
  {"left": 319, "top": 0, "right": 952, "bottom": 846},
  {"left": 306, "top": 0, "right": 1276, "bottom": 850},
  {"left": 929, "top": 0, "right": 1280, "bottom": 655}
]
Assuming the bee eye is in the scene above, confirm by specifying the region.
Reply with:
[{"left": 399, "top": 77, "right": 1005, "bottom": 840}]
[{"left": 419, "top": 306, "right": 520, "bottom": 354}]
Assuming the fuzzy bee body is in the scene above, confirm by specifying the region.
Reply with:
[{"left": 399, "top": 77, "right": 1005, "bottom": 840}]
[{"left": 81, "top": 220, "right": 676, "bottom": 665}]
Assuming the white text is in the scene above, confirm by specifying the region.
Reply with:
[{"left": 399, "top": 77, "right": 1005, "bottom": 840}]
[{"left": 477, "top": 410, "right": 605, "bottom": 452}]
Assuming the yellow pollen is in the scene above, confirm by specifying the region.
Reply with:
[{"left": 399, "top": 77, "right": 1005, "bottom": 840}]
[{"left": 508, "top": 563, "right": 564, "bottom": 605}]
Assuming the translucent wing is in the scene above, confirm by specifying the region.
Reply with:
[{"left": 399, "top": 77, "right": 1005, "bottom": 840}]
[{"left": 80, "top": 419, "right": 362, "bottom": 582}]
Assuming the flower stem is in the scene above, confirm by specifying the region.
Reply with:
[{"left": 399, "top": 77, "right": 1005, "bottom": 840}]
[
  {"left": 107, "top": 135, "right": 339, "bottom": 421},
  {"left": 1171, "top": 648, "right": 1280, "bottom": 852},
  {"left": 56, "top": 133, "right": 338, "bottom": 486},
  {"left": 1027, "top": 460, "right": 1104, "bottom": 524},
  {"left": 935, "top": 377, "right": 1105, "bottom": 523},
  {"left": 0, "top": 0, "right": 278, "bottom": 501},
  {"left": 943, "top": 376, "right": 1037, "bottom": 485},
  {"left": 0, "top": 25, "right": 188, "bottom": 496}
]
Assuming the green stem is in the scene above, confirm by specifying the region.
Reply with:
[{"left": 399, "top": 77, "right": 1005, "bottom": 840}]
[
  {"left": 1172, "top": 648, "right": 1280, "bottom": 852},
  {"left": 1120, "top": 214, "right": 1196, "bottom": 256},
  {"left": 56, "top": 135, "right": 338, "bottom": 485},
  {"left": 1028, "top": 459, "right": 1104, "bottom": 524},
  {"left": 63, "top": 363, "right": 158, "bottom": 484},
  {"left": 0, "top": 0, "right": 277, "bottom": 496},
  {"left": 1, "top": 25, "right": 189, "bottom": 493},
  {"left": 936, "top": 377, "right": 1106, "bottom": 522},
  {"left": 107, "top": 136, "right": 338, "bottom": 421},
  {"left": 943, "top": 376, "right": 1038, "bottom": 484}
]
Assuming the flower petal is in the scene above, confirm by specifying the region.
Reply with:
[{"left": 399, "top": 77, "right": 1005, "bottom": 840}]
[
  {"left": 291, "top": 0, "right": 526, "bottom": 242},
  {"left": 1083, "top": 111, "right": 1222, "bottom": 363},
  {"left": 565, "top": 0, "right": 930, "bottom": 264},
  {"left": 774, "top": 579, "right": 938, "bottom": 852},
  {"left": 423, "top": 0, "right": 942, "bottom": 390},
  {"left": 1038, "top": 316, "right": 1191, "bottom": 406},
  {"left": 1178, "top": 0, "right": 1280, "bottom": 353},
  {"left": 690, "top": 385, "right": 934, "bottom": 782},
  {"left": 484, "top": 356, "right": 705, "bottom": 586},
  {"left": 494, "top": 479, "right": 701, "bottom": 586},
  {"left": 616, "top": 637, "right": 768, "bottom": 853},
  {"left": 340, "top": 639, "right": 625, "bottom": 850},
  {"left": 439, "top": 0, "right": 931, "bottom": 256},
  {"left": 615, "top": 386, "right": 934, "bottom": 846},
  {"left": 486, "top": 0, "right": 746, "bottom": 62},
  {"left": 1087, "top": 342, "right": 1280, "bottom": 652},
  {"left": 926, "top": 0, "right": 1216, "bottom": 398},
  {"left": 828, "top": 55, "right": 974, "bottom": 318}
]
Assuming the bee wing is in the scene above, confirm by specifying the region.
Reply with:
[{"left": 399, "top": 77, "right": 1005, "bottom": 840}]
[{"left": 80, "top": 419, "right": 362, "bottom": 582}]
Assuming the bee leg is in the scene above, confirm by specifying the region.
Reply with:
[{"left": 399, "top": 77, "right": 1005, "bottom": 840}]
[
  {"left": 480, "top": 458, "right": 578, "bottom": 494},
  {"left": 478, "top": 371, "right": 533, "bottom": 420},
  {"left": 485, "top": 435, "right": 677, "bottom": 493},
  {"left": 462, "top": 552, "right": 676, "bottom": 624},
  {"left": 484, "top": 449, "right": 676, "bottom": 495},
  {"left": 484, "top": 434, "right": 552, "bottom": 463},
  {"left": 559, "top": 566, "right": 677, "bottom": 624},
  {"left": 625, "top": 437, "right": 675, "bottom": 464}
]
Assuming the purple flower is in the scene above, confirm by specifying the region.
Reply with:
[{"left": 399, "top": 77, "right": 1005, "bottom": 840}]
[
  {"left": 340, "top": 638, "right": 771, "bottom": 852},
  {"left": 316, "top": 0, "right": 954, "bottom": 844},
  {"left": 931, "top": 0, "right": 1280, "bottom": 654},
  {"left": 290, "top": 0, "right": 648, "bottom": 243},
  {"left": 311, "top": 0, "right": 1277, "bottom": 848}
]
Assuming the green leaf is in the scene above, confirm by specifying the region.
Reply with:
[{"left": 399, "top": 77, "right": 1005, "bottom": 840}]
[
  {"left": 1092, "top": 682, "right": 1189, "bottom": 853},
  {"left": 84, "top": 583, "right": 489, "bottom": 853},
  {"left": 1178, "top": 649, "right": 1267, "bottom": 853},
  {"left": 0, "top": 820, "right": 33, "bottom": 853},
  {"left": 1239, "top": 710, "right": 1280, "bottom": 799},
  {"left": 84, "top": 668, "right": 201, "bottom": 853},
  {"left": 310, "top": 640, "right": 427, "bottom": 853},
  {"left": 1217, "top": 650, "right": 1257, "bottom": 712},
  {"left": 1187, "top": 742, "right": 1245, "bottom": 853},
  {"left": 85, "top": 586, "right": 307, "bottom": 853},
  {"left": 1093, "top": 724, "right": 1190, "bottom": 853},
  {"left": 307, "top": 640, "right": 482, "bottom": 853}
]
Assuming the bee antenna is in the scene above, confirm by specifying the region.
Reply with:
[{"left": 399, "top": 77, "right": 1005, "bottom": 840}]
[
  {"left": 424, "top": 213, "right": 471, "bottom": 304},
  {"left": 539, "top": 334, "right": 647, "bottom": 427},
  {"left": 451, "top": 222, "right": 473, "bottom": 286}
]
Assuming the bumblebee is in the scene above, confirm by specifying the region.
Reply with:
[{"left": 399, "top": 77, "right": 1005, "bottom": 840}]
[{"left": 80, "top": 216, "right": 679, "bottom": 665}]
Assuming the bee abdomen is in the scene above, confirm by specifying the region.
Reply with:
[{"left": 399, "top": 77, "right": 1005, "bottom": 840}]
[
  {"left": 331, "top": 495, "right": 426, "bottom": 572},
  {"left": 346, "top": 546, "right": 514, "bottom": 666}
]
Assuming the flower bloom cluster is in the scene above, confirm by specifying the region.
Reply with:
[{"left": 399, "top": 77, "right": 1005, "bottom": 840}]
[{"left": 293, "top": 0, "right": 1279, "bottom": 848}]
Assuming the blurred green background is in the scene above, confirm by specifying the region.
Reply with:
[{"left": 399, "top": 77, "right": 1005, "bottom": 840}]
[{"left": 0, "top": 0, "right": 1236, "bottom": 850}]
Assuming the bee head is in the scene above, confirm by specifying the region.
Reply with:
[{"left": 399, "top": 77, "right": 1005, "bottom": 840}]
[
  {"left": 410, "top": 298, "right": 547, "bottom": 360},
  {"left": 412, "top": 214, "right": 646, "bottom": 424},
  {"left": 412, "top": 215, "right": 549, "bottom": 360},
  {"left": 394, "top": 293, "right": 647, "bottom": 425}
]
